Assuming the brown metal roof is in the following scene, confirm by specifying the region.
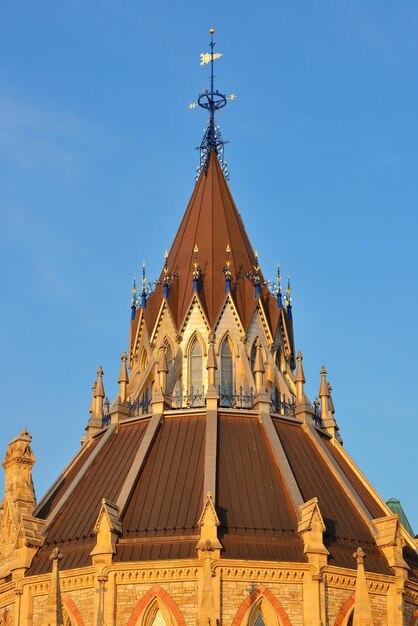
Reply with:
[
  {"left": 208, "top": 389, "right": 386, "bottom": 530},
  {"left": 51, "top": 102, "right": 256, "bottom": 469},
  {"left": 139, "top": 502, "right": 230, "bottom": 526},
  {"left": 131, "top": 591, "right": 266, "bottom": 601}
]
[
  {"left": 320, "top": 435, "right": 387, "bottom": 520},
  {"left": 120, "top": 415, "right": 205, "bottom": 540},
  {"left": 274, "top": 421, "right": 391, "bottom": 574},
  {"left": 28, "top": 413, "right": 398, "bottom": 574},
  {"left": 217, "top": 415, "right": 305, "bottom": 562},
  {"left": 134, "top": 152, "right": 289, "bottom": 344},
  {"left": 28, "top": 421, "right": 149, "bottom": 574},
  {"left": 35, "top": 435, "right": 102, "bottom": 519}
]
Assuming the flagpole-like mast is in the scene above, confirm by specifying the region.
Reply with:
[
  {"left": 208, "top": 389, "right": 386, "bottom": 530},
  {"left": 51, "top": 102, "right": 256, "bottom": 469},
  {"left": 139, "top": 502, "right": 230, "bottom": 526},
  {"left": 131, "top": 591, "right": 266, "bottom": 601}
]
[{"left": 189, "top": 28, "right": 236, "bottom": 180}]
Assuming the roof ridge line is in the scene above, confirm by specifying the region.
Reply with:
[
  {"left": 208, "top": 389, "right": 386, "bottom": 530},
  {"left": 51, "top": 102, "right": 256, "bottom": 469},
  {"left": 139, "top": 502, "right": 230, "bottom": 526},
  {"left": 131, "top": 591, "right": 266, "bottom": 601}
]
[
  {"left": 303, "top": 422, "right": 377, "bottom": 536},
  {"left": 177, "top": 156, "right": 212, "bottom": 323},
  {"left": 115, "top": 413, "right": 162, "bottom": 517},
  {"left": 43, "top": 424, "right": 117, "bottom": 529}
]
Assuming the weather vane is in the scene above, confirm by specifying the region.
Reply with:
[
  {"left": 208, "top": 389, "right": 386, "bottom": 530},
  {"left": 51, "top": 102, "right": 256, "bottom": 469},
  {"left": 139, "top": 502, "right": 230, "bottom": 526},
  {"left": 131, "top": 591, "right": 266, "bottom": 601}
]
[{"left": 189, "top": 28, "right": 236, "bottom": 181}]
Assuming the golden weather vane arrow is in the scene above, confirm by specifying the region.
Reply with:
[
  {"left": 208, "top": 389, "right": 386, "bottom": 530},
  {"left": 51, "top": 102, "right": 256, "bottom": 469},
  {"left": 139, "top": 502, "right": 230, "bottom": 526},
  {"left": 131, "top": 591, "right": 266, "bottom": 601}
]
[{"left": 187, "top": 28, "right": 237, "bottom": 181}]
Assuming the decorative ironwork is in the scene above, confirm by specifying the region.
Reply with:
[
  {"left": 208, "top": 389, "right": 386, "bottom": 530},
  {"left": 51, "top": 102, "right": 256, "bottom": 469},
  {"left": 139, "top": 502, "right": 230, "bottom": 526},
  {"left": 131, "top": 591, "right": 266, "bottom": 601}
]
[
  {"left": 131, "top": 261, "right": 155, "bottom": 317},
  {"left": 101, "top": 397, "right": 111, "bottom": 427},
  {"left": 155, "top": 251, "right": 178, "bottom": 299},
  {"left": 266, "top": 262, "right": 283, "bottom": 308},
  {"left": 245, "top": 250, "right": 264, "bottom": 299},
  {"left": 192, "top": 244, "right": 200, "bottom": 292},
  {"left": 270, "top": 392, "right": 296, "bottom": 416},
  {"left": 171, "top": 385, "right": 205, "bottom": 409},
  {"left": 223, "top": 243, "right": 232, "bottom": 292},
  {"left": 218, "top": 385, "right": 254, "bottom": 409},
  {"left": 102, "top": 414, "right": 111, "bottom": 427},
  {"left": 189, "top": 29, "right": 236, "bottom": 181},
  {"left": 285, "top": 275, "right": 292, "bottom": 319},
  {"left": 313, "top": 397, "right": 323, "bottom": 428},
  {"left": 131, "top": 273, "right": 138, "bottom": 319},
  {"left": 128, "top": 392, "right": 152, "bottom": 417}
]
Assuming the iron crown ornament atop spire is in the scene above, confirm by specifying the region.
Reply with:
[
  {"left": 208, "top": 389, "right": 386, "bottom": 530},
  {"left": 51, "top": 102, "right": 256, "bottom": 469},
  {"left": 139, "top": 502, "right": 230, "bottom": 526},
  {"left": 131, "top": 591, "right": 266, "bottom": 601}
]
[{"left": 189, "top": 28, "right": 237, "bottom": 182}]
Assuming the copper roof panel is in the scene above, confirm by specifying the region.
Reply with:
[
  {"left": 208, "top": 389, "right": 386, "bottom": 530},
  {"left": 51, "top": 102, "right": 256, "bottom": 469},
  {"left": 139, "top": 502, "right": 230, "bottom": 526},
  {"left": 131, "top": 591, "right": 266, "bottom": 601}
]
[
  {"left": 28, "top": 421, "right": 149, "bottom": 574},
  {"left": 321, "top": 435, "right": 386, "bottom": 520},
  {"left": 141, "top": 153, "right": 268, "bottom": 334},
  {"left": 122, "top": 416, "right": 205, "bottom": 538},
  {"left": 217, "top": 415, "right": 304, "bottom": 562},
  {"left": 36, "top": 435, "right": 102, "bottom": 519},
  {"left": 274, "top": 421, "right": 391, "bottom": 574}
]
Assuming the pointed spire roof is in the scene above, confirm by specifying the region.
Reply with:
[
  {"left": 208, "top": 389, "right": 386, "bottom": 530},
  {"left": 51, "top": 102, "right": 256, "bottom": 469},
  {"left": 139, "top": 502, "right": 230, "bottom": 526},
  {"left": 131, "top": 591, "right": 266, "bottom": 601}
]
[{"left": 142, "top": 151, "right": 276, "bottom": 334}]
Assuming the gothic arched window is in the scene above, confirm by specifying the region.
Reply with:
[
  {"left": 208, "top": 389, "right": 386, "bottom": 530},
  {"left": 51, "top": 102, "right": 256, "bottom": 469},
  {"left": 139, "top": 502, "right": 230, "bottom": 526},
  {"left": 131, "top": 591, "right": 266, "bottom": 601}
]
[
  {"left": 164, "top": 340, "right": 174, "bottom": 395},
  {"left": 250, "top": 341, "right": 257, "bottom": 374},
  {"left": 253, "top": 610, "right": 267, "bottom": 626},
  {"left": 151, "top": 609, "right": 166, "bottom": 626},
  {"left": 220, "top": 337, "right": 233, "bottom": 405},
  {"left": 189, "top": 337, "right": 203, "bottom": 394}
]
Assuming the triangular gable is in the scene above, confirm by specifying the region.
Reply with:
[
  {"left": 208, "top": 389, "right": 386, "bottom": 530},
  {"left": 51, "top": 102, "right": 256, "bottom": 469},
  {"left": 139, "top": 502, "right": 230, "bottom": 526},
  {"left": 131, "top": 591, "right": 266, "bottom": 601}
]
[
  {"left": 213, "top": 292, "right": 246, "bottom": 340},
  {"left": 178, "top": 291, "right": 210, "bottom": 340},
  {"left": 255, "top": 299, "right": 274, "bottom": 347},
  {"left": 149, "top": 299, "right": 178, "bottom": 348}
]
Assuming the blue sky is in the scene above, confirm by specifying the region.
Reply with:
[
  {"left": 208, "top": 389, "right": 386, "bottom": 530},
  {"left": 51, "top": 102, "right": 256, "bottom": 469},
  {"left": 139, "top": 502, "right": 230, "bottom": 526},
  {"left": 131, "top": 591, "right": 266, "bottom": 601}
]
[{"left": 1, "top": 2, "right": 417, "bottom": 533}]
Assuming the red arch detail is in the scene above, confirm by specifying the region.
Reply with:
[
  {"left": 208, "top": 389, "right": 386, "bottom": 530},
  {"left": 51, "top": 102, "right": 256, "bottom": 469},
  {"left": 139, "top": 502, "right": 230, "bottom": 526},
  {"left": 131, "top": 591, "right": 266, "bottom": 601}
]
[
  {"left": 62, "top": 594, "right": 86, "bottom": 626},
  {"left": 127, "top": 584, "right": 186, "bottom": 626},
  {"left": 408, "top": 608, "right": 418, "bottom": 626},
  {"left": 231, "top": 583, "right": 292, "bottom": 626},
  {"left": 334, "top": 593, "right": 355, "bottom": 626},
  {"left": 1, "top": 607, "right": 11, "bottom": 626}
]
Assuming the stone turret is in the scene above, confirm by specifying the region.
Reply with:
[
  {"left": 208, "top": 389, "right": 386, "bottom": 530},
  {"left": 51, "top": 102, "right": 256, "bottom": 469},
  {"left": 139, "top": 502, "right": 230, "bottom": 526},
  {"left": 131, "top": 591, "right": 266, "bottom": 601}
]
[{"left": 0, "top": 430, "right": 45, "bottom": 580}]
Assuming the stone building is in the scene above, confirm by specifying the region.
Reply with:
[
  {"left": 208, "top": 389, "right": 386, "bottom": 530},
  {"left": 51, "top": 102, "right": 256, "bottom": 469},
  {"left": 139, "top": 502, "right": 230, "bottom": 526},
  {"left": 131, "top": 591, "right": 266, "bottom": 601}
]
[{"left": 1, "top": 31, "right": 418, "bottom": 626}]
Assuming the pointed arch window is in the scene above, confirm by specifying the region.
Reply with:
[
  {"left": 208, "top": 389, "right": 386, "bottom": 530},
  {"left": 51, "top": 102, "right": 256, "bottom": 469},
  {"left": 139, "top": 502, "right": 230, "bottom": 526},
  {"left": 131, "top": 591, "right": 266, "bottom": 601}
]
[
  {"left": 220, "top": 337, "right": 233, "bottom": 405},
  {"left": 250, "top": 341, "right": 257, "bottom": 374},
  {"left": 151, "top": 609, "right": 166, "bottom": 626},
  {"left": 164, "top": 340, "right": 174, "bottom": 395},
  {"left": 189, "top": 337, "right": 203, "bottom": 394},
  {"left": 276, "top": 345, "right": 285, "bottom": 373},
  {"left": 253, "top": 610, "right": 267, "bottom": 626}
]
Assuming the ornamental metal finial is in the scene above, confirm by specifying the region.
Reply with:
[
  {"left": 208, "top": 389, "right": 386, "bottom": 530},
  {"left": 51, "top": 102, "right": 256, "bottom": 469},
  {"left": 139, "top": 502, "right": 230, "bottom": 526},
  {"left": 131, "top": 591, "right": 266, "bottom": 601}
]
[
  {"left": 159, "top": 250, "right": 178, "bottom": 299},
  {"left": 131, "top": 273, "right": 138, "bottom": 319},
  {"left": 285, "top": 275, "right": 293, "bottom": 319},
  {"left": 245, "top": 251, "right": 263, "bottom": 299},
  {"left": 266, "top": 261, "right": 283, "bottom": 308},
  {"left": 141, "top": 260, "right": 148, "bottom": 308},
  {"left": 192, "top": 244, "right": 200, "bottom": 292},
  {"left": 223, "top": 243, "right": 232, "bottom": 293},
  {"left": 189, "top": 28, "right": 236, "bottom": 181}
]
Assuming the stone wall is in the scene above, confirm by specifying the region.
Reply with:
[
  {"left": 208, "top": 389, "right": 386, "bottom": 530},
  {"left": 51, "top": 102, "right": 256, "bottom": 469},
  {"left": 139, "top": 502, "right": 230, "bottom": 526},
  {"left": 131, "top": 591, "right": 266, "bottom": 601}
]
[
  {"left": 32, "top": 594, "right": 47, "bottom": 626},
  {"left": 325, "top": 586, "right": 353, "bottom": 626},
  {"left": 405, "top": 600, "right": 418, "bottom": 626},
  {"left": 369, "top": 593, "right": 387, "bottom": 626},
  {"left": 220, "top": 580, "right": 303, "bottom": 626},
  {"left": 115, "top": 580, "right": 198, "bottom": 626}
]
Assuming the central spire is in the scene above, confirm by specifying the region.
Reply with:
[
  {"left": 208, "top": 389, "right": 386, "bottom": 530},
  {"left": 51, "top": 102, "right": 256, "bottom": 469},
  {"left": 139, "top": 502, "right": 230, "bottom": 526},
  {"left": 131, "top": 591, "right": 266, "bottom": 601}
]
[{"left": 189, "top": 29, "right": 236, "bottom": 180}]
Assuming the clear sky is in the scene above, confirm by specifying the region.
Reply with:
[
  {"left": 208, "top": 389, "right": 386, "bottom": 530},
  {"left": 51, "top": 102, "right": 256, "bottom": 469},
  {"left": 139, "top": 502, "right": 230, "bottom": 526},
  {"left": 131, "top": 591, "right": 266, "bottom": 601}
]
[{"left": 1, "top": 2, "right": 417, "bottom": 533}]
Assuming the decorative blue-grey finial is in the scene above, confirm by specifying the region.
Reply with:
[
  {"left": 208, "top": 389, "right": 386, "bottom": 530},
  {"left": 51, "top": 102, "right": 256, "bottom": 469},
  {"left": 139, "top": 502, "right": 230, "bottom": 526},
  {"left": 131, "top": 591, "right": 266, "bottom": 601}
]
[
  {"left": 192, "top": 244, "right": 200, "bottom": 293},
  {"left": 131, "top": 273, "right": 138, "bottom": 320},
  {"left": 223, "top": 243, "right": 232, "bottom": 293},
  {"left": 141, "top": 261, "right": 148, "bottom": 308},
  {"left": 159, "top": 250, "right": 178, "bottom": 299},
  {"left": 285, "top": 275, "right": 292, "bottom": 319},
  {"left": 245, "top": 250, "right": 262, "bottom": 299},
  {"left": 276, "top": 262, "right": 282, "bottom": 307},
  {"left": 189, "top": 29, "right": 236, "bottom": 181}
]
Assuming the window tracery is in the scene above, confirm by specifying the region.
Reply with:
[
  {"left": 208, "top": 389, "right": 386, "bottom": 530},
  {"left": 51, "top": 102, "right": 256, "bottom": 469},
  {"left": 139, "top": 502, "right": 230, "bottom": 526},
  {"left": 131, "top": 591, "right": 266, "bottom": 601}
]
[
  {"left": 220, "top": 336, "right": 233, "bottom": 406},
  {"left": 253, "top": 610, "right": 267, "bottom": 626},
  {"left": 250, "top": 340, "right": 257, "bottom": 374},
  {"left": 189, "top": 336, "right": 203, "bottom": 394},
  {"left": 164, "top": 339, "right": 174, "bottom": 395}
]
